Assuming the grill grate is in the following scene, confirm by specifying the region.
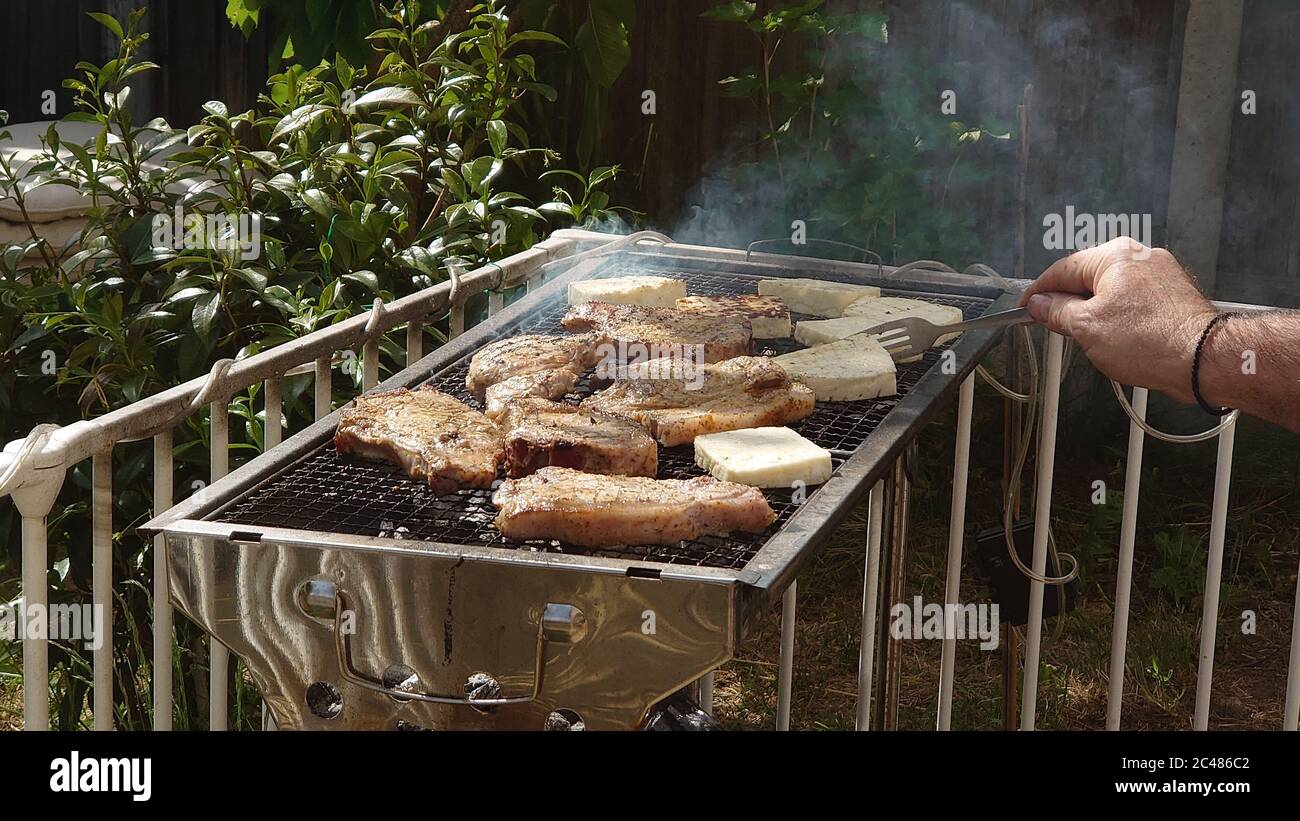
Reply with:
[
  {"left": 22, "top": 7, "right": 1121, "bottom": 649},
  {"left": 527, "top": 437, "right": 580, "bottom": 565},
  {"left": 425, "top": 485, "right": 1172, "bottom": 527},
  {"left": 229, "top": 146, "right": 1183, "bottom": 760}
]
[{"left": 219, "top": 261, "right": 990, "bottom": 570}]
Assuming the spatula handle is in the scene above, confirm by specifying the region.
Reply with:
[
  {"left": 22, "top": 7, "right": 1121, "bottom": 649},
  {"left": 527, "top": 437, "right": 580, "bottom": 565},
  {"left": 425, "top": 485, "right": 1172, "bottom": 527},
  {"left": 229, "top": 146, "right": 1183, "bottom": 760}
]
[{"left": 945, "top": 306, "right": 1032, "bottom": 333}]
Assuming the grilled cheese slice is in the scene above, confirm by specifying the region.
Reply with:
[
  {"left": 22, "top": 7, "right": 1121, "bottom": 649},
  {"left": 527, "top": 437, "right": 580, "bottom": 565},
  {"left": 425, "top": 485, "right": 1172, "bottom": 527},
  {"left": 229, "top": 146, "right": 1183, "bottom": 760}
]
[
  {"left": 694, "top": 426, "right": 832, "bottom": 488},
  {"left": 568, "top": 276, "right": 687, "bottom": 309},
  {"left": 774, "top": 335, "right": 897, "bottom": 401},
  {"left": 757, "top": 278, "right": 881, "bottom": 317},
  {"left": 795, "top": 297, "right": 963, "bottom": 360}
]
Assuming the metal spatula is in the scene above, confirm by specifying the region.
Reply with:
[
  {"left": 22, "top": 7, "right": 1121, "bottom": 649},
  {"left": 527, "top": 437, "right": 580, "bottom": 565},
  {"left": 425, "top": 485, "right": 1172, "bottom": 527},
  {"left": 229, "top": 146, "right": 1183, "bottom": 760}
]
[{"left": 865, "top": 306, "right": 1032, "bottom": 361}]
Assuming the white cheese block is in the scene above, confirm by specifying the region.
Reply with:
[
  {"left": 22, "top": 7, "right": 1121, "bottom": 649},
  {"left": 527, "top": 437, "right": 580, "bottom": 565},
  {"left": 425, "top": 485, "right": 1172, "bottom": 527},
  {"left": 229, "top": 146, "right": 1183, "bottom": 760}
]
[
  {"left": 842, "top": 295, "right": 963, "bottom": 325},
  {"left": 795, "top": 297, "right": 964, "bottom": 360},
  {"left": 757, "top": 278, "right": 881, "bottom": 317},
  {"left": 774, "top": 336, "right": 897, "bottom": 401},
  {"left": 568, "top": 275, "right": 687, "bottom": 308},
  {"left": 694, "top": 427, "right": 833, "bottom": 488}
]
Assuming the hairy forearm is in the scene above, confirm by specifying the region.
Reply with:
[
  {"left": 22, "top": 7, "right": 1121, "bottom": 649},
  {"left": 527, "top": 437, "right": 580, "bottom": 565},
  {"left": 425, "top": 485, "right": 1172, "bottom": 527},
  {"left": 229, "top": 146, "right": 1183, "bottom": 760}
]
[{"left": 1197, "top": 311, "right": 1300, "bottom": 434}]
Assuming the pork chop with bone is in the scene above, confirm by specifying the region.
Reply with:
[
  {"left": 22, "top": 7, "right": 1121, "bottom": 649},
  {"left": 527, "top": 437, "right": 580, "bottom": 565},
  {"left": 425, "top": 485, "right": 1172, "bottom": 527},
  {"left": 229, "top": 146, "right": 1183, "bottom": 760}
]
[
  {"left": 465, "top": 332, "right": 607, "bottom": 409},
  {"left": 492, "top": 466, "right": 775, "bottom": 547},
  {"left": 580, "top": 355, "right": 816, "bottom": 446},
  {"left": 334, "top": 386, "right": 503, "bottom": 493},
  {"left": 562, "top": 301, "right": 752, "bottom": 364},
  {"left": 495, "top": 399, "right": 658, "bottom": 478}
]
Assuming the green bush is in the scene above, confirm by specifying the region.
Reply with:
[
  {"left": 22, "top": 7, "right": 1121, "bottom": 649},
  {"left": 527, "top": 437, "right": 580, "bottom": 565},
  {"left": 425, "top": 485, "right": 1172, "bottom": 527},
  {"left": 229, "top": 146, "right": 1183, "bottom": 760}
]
[{"left": 0, "top": 1, "right": 622, "bottom": 729}]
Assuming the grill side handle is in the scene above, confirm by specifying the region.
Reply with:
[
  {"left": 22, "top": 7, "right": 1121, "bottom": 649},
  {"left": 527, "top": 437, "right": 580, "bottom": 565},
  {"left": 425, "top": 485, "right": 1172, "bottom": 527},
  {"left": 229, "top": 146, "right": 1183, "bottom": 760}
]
[{"left": 329, "top": 586, "right": 584, "bottom": 707}]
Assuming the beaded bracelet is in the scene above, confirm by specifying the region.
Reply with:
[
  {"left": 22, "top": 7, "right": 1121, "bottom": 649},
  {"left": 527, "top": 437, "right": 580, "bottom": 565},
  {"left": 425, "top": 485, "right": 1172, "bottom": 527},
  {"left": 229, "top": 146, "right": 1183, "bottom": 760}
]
[{"left": 1191, "top": 312, "right": 1237, "bottom": 416}]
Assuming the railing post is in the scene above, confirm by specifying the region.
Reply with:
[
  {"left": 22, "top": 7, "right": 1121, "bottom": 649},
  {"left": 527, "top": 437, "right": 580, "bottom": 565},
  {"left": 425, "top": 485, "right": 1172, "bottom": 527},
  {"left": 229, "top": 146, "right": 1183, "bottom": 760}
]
[
  {"left": 405, "top": 322, "right": 423, "bottom": 366},
  {"left": 264, "top": 379, "right": 282, "bottom": 450},
  {"left": 153, "top": 430, "right": 173, "bottom": 731},
  {"left": 879, "top": 457, "right": 911, "bottom": 730},
  {"left": 362, "top": 338, "right": 380, "bottom": 392},
  {"left": 209, "top": 399, "right": 230, "bottom": 731},
  {"left": 92, "top": 450, "right": 114, "bottom": 730},
  {"left": 1106, "top": 386, "right": 1148, "bottom": 730},
  {"left": 1020, "top": 331, "right": 1064, "bottom": 731},
  {"left": 314, "top": 356, "right": 332, "bottom": 421},
  {"left": 776, "top": 581, "right": 797, "bottom": 731},
  {"left": 449, "top": 303, "right": 466, "bottom": 339},
  {"left": 13, "top": 465, "right": 65, "bottom": 731},
  {"left": 856, "top": 480, "right": 885, "bottom": 730},
  {"left": 699, "top": 673, "right": 714, "bottom": 717},
  {"left": 937, "top": 375, "right": 975, "bottom": 730},
  {"left": 1193, "top": 417, "right": 1237, "bottom": 730},
  {"left": 259, "top": 383, "right": 281, "bottom": 732},
  {"left": 1285, "top": 568, "right": 1300, "bottom": 730}
]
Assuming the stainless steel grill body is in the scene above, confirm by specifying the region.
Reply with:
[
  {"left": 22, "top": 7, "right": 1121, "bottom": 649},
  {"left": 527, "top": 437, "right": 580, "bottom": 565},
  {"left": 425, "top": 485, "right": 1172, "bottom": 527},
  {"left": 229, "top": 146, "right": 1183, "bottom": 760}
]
[{"left": 146, "top": 243, "right": 1014, "bottom": 729}]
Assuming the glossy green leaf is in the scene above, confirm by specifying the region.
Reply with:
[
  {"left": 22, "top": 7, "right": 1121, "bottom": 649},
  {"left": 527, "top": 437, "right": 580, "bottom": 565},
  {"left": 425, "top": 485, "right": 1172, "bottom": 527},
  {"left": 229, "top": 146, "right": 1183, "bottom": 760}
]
[
  {"left": 269, "top": 104, "right": 331, "bottom": 144},
  {"left": 349, "top": 86, "right": 424, "bottom": 111},
  {"left": 575, "top": 1, "right": 631, "bottom": 88},
  {"left": 192, "top": 291, "right": 221, "bottom": 336}
]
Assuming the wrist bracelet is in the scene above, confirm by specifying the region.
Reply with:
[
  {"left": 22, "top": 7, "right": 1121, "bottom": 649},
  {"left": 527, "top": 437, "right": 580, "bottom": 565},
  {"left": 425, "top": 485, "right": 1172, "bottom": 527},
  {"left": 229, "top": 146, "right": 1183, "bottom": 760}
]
[{"left": 1191, "top": 312, "right": 1237, "bottom": 416}]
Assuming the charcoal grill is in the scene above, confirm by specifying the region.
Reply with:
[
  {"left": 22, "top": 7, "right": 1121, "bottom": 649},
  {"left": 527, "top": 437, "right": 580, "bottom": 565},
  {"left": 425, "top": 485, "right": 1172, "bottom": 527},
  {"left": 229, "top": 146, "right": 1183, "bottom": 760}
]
[{"left": 144, "top": 239, "right": 1017, "bottom": 730}]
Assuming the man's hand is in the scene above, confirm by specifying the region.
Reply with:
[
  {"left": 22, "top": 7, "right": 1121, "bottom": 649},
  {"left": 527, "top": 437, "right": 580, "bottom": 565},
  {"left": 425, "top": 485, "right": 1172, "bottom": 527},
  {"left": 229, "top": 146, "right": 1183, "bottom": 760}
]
[{"left": 1018, "top": 237, "right": 1215, "bottom": 403}]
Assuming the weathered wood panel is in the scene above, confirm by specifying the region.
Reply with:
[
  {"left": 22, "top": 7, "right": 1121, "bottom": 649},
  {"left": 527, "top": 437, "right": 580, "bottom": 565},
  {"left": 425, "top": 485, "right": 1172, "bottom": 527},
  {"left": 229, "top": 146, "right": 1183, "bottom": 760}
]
[
  {"left": 0, "top": 0, "right": 268, "bottom": 129},
  {"left": 601, "top": 0, "right": 1186, "bottom": 280},
  {"left": 1218, "top": 0, "right": 1300, "bottom": 306}
]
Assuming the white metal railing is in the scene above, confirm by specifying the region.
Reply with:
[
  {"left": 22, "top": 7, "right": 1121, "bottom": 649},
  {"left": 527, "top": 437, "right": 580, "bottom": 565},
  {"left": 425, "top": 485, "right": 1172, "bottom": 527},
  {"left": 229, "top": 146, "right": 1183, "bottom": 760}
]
[
  {"left": 936, "top": 374, "right": 975, "bottom": 730},
  {"left": 813, "top": 301, "right": 1298, "bottom": 731},
  {"left": 0, "top": 228, "right": 666, "bottom": 730},
  {"left": 1019, "top": 332, "right": 1065, "bottom": 730},
  {"left": 2, "top": 235, "right": 1298, "bottom": 732},
  {"left": 1106, "top": 387, "right": 1148, "bottom": 729}
]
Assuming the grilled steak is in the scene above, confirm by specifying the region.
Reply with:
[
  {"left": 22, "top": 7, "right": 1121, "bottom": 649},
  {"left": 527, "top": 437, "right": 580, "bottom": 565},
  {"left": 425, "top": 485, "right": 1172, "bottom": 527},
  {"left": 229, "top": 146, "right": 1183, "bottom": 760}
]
[
  {"left": 492, "top": 466, "right": 776, "bottom": 547},
  {"left": 483, "top": 370, "right": 580, "bottom": 421},
  {"left": 465, "top": 332, "right": 607, "bottom": 401},
  {"left": 334, "top": 386, "right": 503, "bottom": 493},
  {"left": 496, "top": 400, "right": 658, "bottom": 478},
  {"left": 562, "top": 301, "right": 752, "bottom": 364},
  {"left": 675, "top": 294, "right": 791, "bottom": 339},
  {"left": 581, "top": 356, "right": 816, "bottom": 446}
]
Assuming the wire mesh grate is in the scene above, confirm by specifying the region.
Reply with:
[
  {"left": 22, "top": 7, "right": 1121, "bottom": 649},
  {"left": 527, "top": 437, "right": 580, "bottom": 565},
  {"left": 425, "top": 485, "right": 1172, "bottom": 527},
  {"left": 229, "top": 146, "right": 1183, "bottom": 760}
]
[{"left": 219, "top": 259, "right": 991, "bottom": 569}]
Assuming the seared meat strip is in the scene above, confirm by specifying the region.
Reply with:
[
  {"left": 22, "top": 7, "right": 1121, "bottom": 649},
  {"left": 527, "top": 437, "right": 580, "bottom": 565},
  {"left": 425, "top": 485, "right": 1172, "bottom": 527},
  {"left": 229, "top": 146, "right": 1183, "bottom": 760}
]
[
  {"left": 580, "top": 356, "right": 815, "bottom": 446},
  {"left": 496, "top": 399, "right": 657, "bottom": 478},
  {"left": 483, "top": 370, "right": 580, "bottom": 421},
  {"left": 334, "top": 386, "right": 502, "bottom": 493},
  {"left": 465, "top": 332, "right": 606, "bottom": 401},
  {"left": 675, "top": 294, "right": 791, "bottom": 339},
  {"left": 562, "top": 301, "right": 752, "bottom": 364},
  {"left": 492, "top": 466, "right": 775, "bottom": 547}
]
